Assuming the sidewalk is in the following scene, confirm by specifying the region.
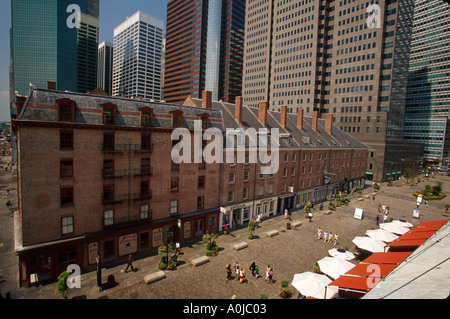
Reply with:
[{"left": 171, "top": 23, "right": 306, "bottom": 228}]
[{"left": 3, "top": 170, "right": 450, "bottom": 299}]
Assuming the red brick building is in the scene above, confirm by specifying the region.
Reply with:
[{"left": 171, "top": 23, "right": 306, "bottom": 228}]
[{"left": 13, "top": 88, "right": 367, "bottom": 287}]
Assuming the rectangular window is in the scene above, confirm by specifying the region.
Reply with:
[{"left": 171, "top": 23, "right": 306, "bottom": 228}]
[
  {"left": 61, "top": 216, "right": 74, "bottom": 234},
  {"left": 229, "top": 173, "right": 235, "bottom": 184},
  {"left": 140, "top": 181, "right": 150, "bottom": 196},
  {"left": 60, "top": 160, "right": 73, "bottom": 178},
  {"left": 141, "top": 158, "right": 151, "bottom": 175},
  {"left": 228, "top": 191, "right": 234, "bottom": 202},
  {"left": 60, "top": 131, "right": 73, "bottom": 150},
  {"left": 170, "top": 200, "right": 178, "bottom": 215},
  {"left": 103, "top": 185, "right": 114, "bottom": 201},
  {"left": 244, "top": 170, "right": 249, "bottom": 181},
  {"left": 103, "top": 133, "right": 115, "bottom": 151},
  {"left": 141, "top": 205, "right": 149, "bottom": 219},
  {"left": 243, "top": 188, "right": 249, "bottom": 199},
  {"left": 104, "top": 240, "right": 114, "bottom": 257},
  {"left": 171, "top": 178, "right": 179, "bottom": 192},
  {"left": 59, "top": 103, "right": 74, "bottom": 122},
  {"left": 104, "top": 210, "right": 114, "bottom": 226},
  {"left": 60, "top": 187, "right": 73, "bottom": 206},
  {"left": 103, "top": 159, "right": 114, "bottom": 177},
  {"left": 197, "top": 196, "right": 204, "bottom": 209},
  {"left": 141, "top": 134, "right": 152, "bottom": 151},
  {"left": 198, "top": 176, "right": 205, "bottom": 188}
]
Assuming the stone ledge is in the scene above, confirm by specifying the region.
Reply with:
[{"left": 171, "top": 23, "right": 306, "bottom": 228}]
[
  {"left": 233, "top": 242, "right": 248, "bottom": 251},
  {"left": 143, "top": 271, "right": 166, "bottom": 284},
  {"left": 324, "top": 210, "right": 333, "bottom": 215},
  {"left": 292, "top": 221, "right": 302, "bottom": 228},
  {"left": 267, "top": 230, "right": 279, "bottom": 237},
  {"left": 191, "top": 256, "right": 210, "bottom": 267}
]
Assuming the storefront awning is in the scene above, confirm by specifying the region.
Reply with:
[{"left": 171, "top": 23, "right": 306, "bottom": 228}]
[
  {"left": 361, "top": 252, "right": 412, "bottom": 265},
  {"left": 329, "top": 275, "right": 379, "bottom": 292},
  {"left": 344, "top": 263, "right": 397, "bottom": 278},
  {"left": 387, "top": 238, "right": 427, "bottom": 248}
]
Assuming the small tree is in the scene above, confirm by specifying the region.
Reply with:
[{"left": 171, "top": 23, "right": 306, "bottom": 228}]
[
  {"left": 57, "top": 271, "right": 71, "bottom": 299},
  {"left": 248, "top": 219, "right": 256, "bottom": 239},
  {"left": 203, "top": 233, "right": 219, "bottom": 256}
]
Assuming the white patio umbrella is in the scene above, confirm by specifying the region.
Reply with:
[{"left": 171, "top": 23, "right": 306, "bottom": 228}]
[
  {"left": 392, "top": 220, "right": 414, "bottom": 228},
  {"left": 291, "top": 272, "right": 339, "bottom": 299},
  {"left": 317, "top": 256, "right": 355, "bottom": 280},
  {"left": 380, "top": 222, "right": 410, "bottom": 235},
  {"left": 328, "top": 248, "right": 355, "bottom": 261},
  {"left": 352, "top": 236, "right": 386, "bottom": 253},
  {"left": 366, "top": 229, "right": 399, "bottom": 243}
]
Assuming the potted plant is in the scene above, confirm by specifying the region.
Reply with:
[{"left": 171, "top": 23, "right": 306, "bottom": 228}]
[
  {"left": 203, "top": 233, "right": 219, "bottom": 256},
  {"left": 57, "top": 271, "right": 71, "bottom": 299},
  {"left": 280, "top": 280, "right": 292, "bottom": 299}
]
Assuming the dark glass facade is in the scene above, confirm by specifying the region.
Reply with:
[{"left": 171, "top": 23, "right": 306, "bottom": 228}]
[
  {"left": 164, "top": 0, "right": 245, "bottom": 104},
  {"left": 11, "top": 0, "right": 99, "bottom": 95}
]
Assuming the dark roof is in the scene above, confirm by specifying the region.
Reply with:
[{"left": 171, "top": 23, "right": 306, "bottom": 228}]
[
  {"left": 189, "top": 98, "right": 367, "bottom": 150},
  {"left": 17, "top": 88, "right": 224, "bottom": 131}
]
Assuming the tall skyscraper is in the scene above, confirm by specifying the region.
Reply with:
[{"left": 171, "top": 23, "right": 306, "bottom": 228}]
[
  {"left": 97, "top": 41, "right": 113, "bottom": 95},
  {"left": 10, "top": 0, "right": 99, "bottom": 95},
  {"left": 405, "top": 0, "right": 450, "bottom": 164},
  {"left": 163, "top": 0, "right": 245, "bottom": 104},
  {"left": 242, "top": 0, "right": 423, "bottom": 180},
  {"left": 112, "top": 11, "right": 164, "bottom": 101}
]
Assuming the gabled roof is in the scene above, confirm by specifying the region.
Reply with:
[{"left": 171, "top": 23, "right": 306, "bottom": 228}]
[
  {"left": 187, "top": 97, "right": 368, "bottom": 150},
  {"left": 16, "top": 88, "right": 224, "bottom": 131}
]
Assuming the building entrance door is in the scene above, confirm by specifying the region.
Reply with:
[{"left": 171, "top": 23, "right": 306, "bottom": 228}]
[{"left": 194, "top": 218, "right": 204, "bottom": 237}]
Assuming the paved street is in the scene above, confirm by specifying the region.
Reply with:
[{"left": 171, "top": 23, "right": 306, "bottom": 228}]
[{"left": 1, "top": 162, "right": 449, "bottom": 299}]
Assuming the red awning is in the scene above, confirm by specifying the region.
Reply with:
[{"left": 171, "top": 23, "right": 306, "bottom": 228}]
[
  {"left": 397, "top": 230, "right": 436, "bottom": 240},
  {"left": 387, "top": 238, "right": 427, "bottom": 248},
  {"left": 361, "top": 252, "right": 411, "bottom": 264},
  {"left": 415, "top": 220, "right": 448, "bottom": 227},
  {"left": 344, "top": 263, "right": 397, "bottom": 278},
  {"left": 329, "top": 275, "right": 380, "bottom": 292}
]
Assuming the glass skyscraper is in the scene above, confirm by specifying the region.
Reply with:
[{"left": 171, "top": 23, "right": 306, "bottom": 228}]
[
  {"left": 405, "top": 0, "right": 450, "bottom": 163},
  {"left": 164, "top": 0, "right": 245, "bottom": 104},
  {"left": 10, "top": 0, "right": 99, "bottom": 96}
]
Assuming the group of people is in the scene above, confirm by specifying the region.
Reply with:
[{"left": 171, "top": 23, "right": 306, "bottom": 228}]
[
  {"left": 225, "top": 261, "right": 274, "bottom": 284},
  {"left": 317, "top": 227, "right": 339, "bottom": 245}
]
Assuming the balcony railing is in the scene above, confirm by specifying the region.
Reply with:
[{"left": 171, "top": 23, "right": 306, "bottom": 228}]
[
  {"left": 102, "top": 211, "right": 153, "bottom": 230},
  {"left": 133, "top": 167, "right": 153, "bottom": 177},
  {"left": 133, "top": 190, "right": 153, "bottom": 201},
  {"left": 101, "top": 144, "right": 153, "bottom": 153},
  {"left": 102, "top": 169, "right": 128, "bottom": 179},
  {"left": 102, "top": 194, "right": 127, "bottom": 205}
]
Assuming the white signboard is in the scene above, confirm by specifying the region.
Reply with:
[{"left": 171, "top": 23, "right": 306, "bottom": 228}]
[
  {"left": 413, "top": 208, "right": 421, "bottom": 219},
  {"left": 118, "top": 233, "right": 137, "bottom": 256},
  {"left": 416, "top": 195, "right": 423, "bottom": 205},
  {"left": 88, "top": 242, "right": 98, "bottom": 265},
  {"left": 354, "top": 208, "right": 364, "bottom": 220}
]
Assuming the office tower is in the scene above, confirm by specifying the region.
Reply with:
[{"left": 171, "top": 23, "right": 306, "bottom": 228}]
[
  {"left": 405, "top": 0, "right": 450, "bottom": 164},
  {"left": 112, "top": 11, "right": 164, "bottom": 101},
  {"left": 97, "top": 41, "right": 114, "bottom": 95},
  {"left": 242, "top": 0, "right": 422, "bottom": 180},
  {"left": 163, "top": 0, "right": 245, "bottom": 104},
  {"left": 10, "top": 0, "right": 99, "bottom": 95}
]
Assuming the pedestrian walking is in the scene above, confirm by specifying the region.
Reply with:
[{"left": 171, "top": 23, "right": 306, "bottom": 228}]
[
  {"left": 376, "top": 215, "right": 380, "bottom": 227},
  {"left": 425, "top": 200, "right": 428, "bottom": 208},
  {"left": 249, "top": 261, "right": 256, "bottom": 276},
  {"left": 317, "top": 227, "right": 322, "bottom": 240},
  {"left": 334, "top": 234, "right": 339, "bottom": 246},
  {"left": 225, "top": 264, "right": 232, "bottom": 281},
  {"left": 254, "top": 265, "right": 261, "bottom": 278},
  {"left": 265, "top": 265, "right": 271, "bottom": 282},
  {"left": 175, "top": 242, "right": 181, "bottom": 255},
  {"left": 239, "top": 269, "right": 247, "bottom": 284},
  {"left": 224, "top": 224, "right": 228, "bottom": 235},
  {"left": 323, "top": 230, "right": 328, "bottom": 242},
  {"left": 267, "top": 268, "right": 273, "bottom": 284},
  {"left": 256, "top": 214, "right": 261, "bottom": 228},
  {"left": 125, "top": 255, "right": 135, "bottom": 273},
  {"left": 234, "top": 261, "right": 240, "bottom": 280},
  {"left": 328, "top": 232, "right": 333, "bottom": 243}
]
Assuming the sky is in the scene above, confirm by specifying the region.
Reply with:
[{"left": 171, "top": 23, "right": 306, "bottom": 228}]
[{"left": 0, "top": 0, "right": 169, "bottom": 122}]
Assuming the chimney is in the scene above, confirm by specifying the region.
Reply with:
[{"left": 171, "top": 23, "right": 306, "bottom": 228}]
[
  {"left": 235, "top": 96, "right": 243, "bottom": 124},
  {"left": 280, "top": 105, "right": 287, "bottom": 128},
  {"left": 258, "top": 101, "right": 268, "bottom": 126},
  {"left": 15, "top": 95, "right": 27, "bottom": 116},
  {"left": 47, "top": 81, "right": 56, "bottom": 90},
  {"left": 312, "top": 111, "right": 318, "bottom": 131},
  {"left": 202, "top": 90, "right": 212, "bottom": 109},
  {"left": 297, "top": 108, "right": 304, "bottom": 130},
  {"left": 325, "top": 114, "right": 333, "bottom": 134}
]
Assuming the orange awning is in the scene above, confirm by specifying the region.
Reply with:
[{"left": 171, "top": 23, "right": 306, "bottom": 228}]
[
  {"left": 344, "top": 263, "right": 397, "bottom": 278},
  {"left": 415, "top": 220, "right": 448, "bottom": 227},
  {"left": 329, "top": 275, "right": 380, "bottom": 292},
  {"left": 397, "top": 230, "right": 436, "bottom": 240},
  {"left": 361, "top": 252, "right": 411, "bottom": 264},
  {"left": 387, "top": 238, "right": 427, "bottom": 247}
]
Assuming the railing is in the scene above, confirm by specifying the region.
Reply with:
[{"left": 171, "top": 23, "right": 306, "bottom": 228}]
[
  {"left": 133, "top": 167, "right": 153, "bottom": 177},
  {"left": 102, "top": 211, "right": 153, "bottom": 230},
  {"left": 101, "top": 194, "right": 127, "bottom": 205},
  {"left": 102, "top": 169, "right": 128, "bottom": 179},
  {"left": 133, "top": 190, "right": 153, "bottom": 201},
  {"left": 101, "top": 144, "right": 153, "bottom": 153}
]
